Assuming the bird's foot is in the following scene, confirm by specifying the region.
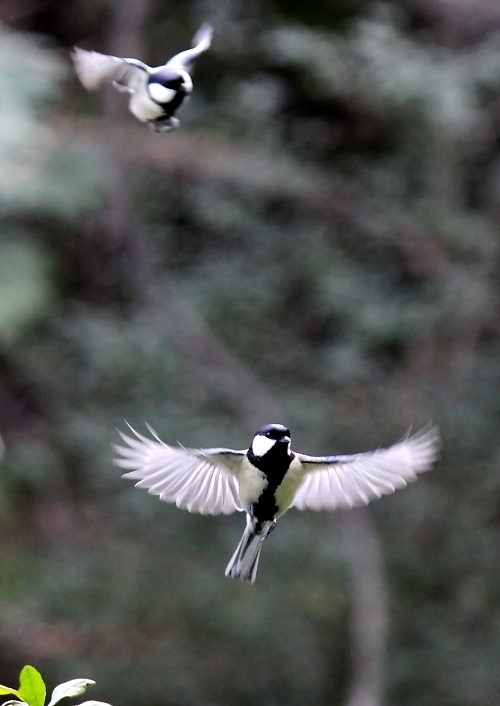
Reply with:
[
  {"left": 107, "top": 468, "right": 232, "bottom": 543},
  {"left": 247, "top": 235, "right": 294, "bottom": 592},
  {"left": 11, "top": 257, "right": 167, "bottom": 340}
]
[
  {"left": 148, "top": 116, "right": 180, "bottom": 133},
  {"left": 262, "top": 520, "right": 277, "bottom": 539}
]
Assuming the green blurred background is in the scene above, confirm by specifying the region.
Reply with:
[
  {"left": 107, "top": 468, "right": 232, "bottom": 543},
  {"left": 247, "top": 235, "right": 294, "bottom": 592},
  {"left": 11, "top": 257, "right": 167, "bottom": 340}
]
[{"left": 1, "top": 0, "right": 500, "bottom": 704}]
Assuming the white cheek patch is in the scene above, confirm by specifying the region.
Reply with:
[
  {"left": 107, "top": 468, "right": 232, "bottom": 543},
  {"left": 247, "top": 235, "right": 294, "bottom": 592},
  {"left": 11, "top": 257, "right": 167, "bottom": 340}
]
[
  {"left": 251, "top": 435, "right": 276, "bottom": 457},
  {"left": 179, "top": 70, "right": 193, "bottom": 92},
  {"left": 148, "top": 83, "right": 177, "bottom": 104}
]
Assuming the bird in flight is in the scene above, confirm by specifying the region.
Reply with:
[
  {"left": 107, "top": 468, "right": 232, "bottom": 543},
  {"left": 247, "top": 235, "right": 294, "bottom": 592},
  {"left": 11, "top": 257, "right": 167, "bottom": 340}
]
[
  {"left": 114, "top": 423, "right": 439, "bottom": 584},
  {"left": 72, "top": 23, "right": 213, "bottom": 132}
]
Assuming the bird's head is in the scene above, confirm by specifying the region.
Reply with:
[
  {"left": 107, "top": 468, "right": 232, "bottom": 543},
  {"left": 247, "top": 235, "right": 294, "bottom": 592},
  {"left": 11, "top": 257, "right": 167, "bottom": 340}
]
[
  {"left": 251, "top": 423, "right": 291, "bottom": 458},
  {"left": 147, "top": 69, "right": 187, "bottom": 104}
]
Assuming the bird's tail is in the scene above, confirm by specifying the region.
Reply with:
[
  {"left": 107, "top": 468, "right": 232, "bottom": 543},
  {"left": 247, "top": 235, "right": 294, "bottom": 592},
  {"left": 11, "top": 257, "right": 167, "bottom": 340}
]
[{"left": 225, "top": 516, "right": 276, "bottom": 584}]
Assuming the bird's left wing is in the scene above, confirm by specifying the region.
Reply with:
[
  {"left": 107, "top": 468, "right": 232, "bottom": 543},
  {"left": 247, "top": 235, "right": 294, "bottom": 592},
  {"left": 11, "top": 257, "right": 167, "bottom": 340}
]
[
  {"left": 113, "top": 425, "right": 245, "bottom": 515},
  {"left": 165, "top": 23, "right": 213, "bottom": 71},
  {"left": 72, "top": 48, "right": 149, "bottom": 92},
  {"left": 292, "top": 425, "right": 440, "bottom": 511}
]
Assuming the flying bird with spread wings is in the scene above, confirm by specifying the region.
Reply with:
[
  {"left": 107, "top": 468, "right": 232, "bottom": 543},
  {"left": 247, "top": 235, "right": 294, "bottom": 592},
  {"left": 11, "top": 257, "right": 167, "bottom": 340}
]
[
  {"left": 114, "top": 422, "right": 440, "bottom": 584},
  {"left": 72, "top": 23, "right": 213, "bottom": 132}
]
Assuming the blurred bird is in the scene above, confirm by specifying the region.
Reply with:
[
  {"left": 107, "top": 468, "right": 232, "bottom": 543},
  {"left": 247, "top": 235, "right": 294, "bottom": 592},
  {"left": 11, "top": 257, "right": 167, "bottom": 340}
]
[
  {"left": 72, "top": 23, "right": 213, "bottom": 132},
  {"left": 114, "top": 423, "right": 440, "bottom": 584}
]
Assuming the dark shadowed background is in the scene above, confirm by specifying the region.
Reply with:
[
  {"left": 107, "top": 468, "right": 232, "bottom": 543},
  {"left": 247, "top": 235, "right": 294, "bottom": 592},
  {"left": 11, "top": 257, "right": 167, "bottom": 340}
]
[{"left": 1, "top": 0, "right": 500, "bottom": 705}]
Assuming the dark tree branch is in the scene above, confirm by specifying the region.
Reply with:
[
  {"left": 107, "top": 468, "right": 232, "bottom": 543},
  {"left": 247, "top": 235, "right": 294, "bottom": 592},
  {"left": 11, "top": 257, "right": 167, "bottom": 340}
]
[{"left": 337, "top": 509, "right": 387, "bottom": 706}]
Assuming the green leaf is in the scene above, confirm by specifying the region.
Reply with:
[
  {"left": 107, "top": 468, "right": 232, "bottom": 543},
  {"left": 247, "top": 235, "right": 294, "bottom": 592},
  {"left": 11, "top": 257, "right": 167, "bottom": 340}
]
[
  {"left": 47, "top": 680, "right": 96, "bottom": 706},
  {"left": 18, "top": 666, "right": 46, "bottom": 706},
  {"left": 0, "top": 688, "right": 23, "bottom": 700}
]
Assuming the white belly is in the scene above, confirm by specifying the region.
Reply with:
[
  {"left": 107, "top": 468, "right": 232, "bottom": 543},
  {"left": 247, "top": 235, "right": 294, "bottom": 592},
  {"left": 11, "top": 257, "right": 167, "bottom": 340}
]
[
  {"left": 237, "top": 457, "right": 268, "bottom": 508},
  {"left": 129, "top": 87, "right": 164, "bottom": 121},
  {"left": 274, "top": 456, "right": 306, "bottom": 517}
]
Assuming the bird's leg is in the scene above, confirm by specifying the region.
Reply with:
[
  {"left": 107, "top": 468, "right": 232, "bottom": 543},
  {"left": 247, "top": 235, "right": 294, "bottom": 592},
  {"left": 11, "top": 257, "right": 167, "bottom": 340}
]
[{"left": 262, "top": 520, "right": 277, "bottom": 539}]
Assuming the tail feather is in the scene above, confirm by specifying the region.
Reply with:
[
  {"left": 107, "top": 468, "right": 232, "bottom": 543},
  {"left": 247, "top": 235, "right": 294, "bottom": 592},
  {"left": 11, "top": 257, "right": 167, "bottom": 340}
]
[{"left": 225, "top": 517, "right": 275, "bottom": 584}]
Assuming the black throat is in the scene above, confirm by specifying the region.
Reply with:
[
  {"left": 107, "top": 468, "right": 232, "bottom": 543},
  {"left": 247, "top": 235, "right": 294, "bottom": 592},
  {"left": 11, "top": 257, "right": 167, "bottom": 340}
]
[{"left": 247, "top": 443, "right": 294, "bottom": 522}]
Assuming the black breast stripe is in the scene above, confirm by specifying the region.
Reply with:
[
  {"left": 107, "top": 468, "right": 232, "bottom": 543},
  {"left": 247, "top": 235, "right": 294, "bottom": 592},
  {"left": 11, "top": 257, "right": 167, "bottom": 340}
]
[
  {"left": 151, "top": 88, "right": 187, "bottom": 116},
  {"left": 247, "top": 446, "right": 294, "bottom": 522}
]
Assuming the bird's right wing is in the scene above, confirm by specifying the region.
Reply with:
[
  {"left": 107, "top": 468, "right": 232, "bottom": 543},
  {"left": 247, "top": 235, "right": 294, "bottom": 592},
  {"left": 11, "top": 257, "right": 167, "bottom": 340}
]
[
  {"left": 113, "top": 425, "right": 246, "bottom": 515},
  {"left": 72, "top": 48, "right": 149, "bottom": 92},
  {"left": 165, "top": 23, "right": 213, "bottom": 71},
  {"left": 292, "top": 425, "right": 440, "bottom": 511}
]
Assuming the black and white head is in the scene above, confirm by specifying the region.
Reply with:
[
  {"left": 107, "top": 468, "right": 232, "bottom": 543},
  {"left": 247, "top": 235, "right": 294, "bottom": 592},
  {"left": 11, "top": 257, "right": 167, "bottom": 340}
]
[
  {"left": 147, "top": 68, "right": 192, "bottom": 106},
  {"left": 250, "top": 423, "right": 291, "bottom": 458}
]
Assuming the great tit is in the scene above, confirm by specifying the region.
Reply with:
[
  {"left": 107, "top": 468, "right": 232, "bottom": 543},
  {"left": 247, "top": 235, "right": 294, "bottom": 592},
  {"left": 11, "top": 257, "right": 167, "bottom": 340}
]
[
  {"left": 72, "top": 23, "right": 213, "bottom": 132},
  {"left": 114, "top": 423, "right": 439, "bottom": 584}
]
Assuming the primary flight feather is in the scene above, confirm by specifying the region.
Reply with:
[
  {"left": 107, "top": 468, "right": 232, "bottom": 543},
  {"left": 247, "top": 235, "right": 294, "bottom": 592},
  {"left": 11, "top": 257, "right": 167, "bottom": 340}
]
[{"left": 114, "top": 423, "right": 440, "bottom": 584}]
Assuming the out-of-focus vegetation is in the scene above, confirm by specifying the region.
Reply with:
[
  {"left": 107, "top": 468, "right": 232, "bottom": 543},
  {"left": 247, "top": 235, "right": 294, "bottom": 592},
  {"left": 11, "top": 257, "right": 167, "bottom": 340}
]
[
  {"left": 1, "top": 0, "right": 500, "bottom": 705},
  {"left": 1, "top": 664, "right": 106, "bottom": 706}
]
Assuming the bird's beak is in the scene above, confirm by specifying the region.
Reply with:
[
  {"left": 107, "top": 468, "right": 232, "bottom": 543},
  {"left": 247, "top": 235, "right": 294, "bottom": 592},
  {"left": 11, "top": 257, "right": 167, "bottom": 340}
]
[{"left": 282, "top": 436, "right": 291, "bottom": 444}]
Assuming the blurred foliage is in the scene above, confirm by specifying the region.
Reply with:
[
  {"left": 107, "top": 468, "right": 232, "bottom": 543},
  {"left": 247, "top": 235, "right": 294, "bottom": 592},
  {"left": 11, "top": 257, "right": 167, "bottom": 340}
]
[
  {"left": 0, "top": 664, "right": 104, "bottom": 706},
  {"left": 1, "top": 1, "right": 500, "bottom": 706}
]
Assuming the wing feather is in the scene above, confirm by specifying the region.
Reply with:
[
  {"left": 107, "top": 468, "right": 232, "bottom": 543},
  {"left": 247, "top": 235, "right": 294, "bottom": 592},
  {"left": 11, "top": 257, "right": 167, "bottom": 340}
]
[
  {"left": 165, "top": 23, "right": 213, "bottom": 71},
  {"left": 292, "top": 425, "right": 440, "bottom": 512},
  {"left": 186, "top": 462, "right": 214, "bottom": 511},
  {"left": 114, "top": 426, "right": 245, "bottom": 515},
  {"left": 72, "top": 48, "right": 148, "bottom": 92}
]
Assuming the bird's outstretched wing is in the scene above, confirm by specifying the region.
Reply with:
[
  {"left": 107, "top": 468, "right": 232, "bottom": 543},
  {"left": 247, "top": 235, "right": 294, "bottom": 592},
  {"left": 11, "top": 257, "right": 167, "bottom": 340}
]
[
  {"left": 113, "top": 425, "right": 245, "bottom": 515},
  {"left": 292, "top": 425, "right": 440, "bottom": 511},
  {"left": 72, "top": 48, "right": 149, "bottom": 92},
  {"left": 165, "top": 23, "right": 213, "bottom": 71}
]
